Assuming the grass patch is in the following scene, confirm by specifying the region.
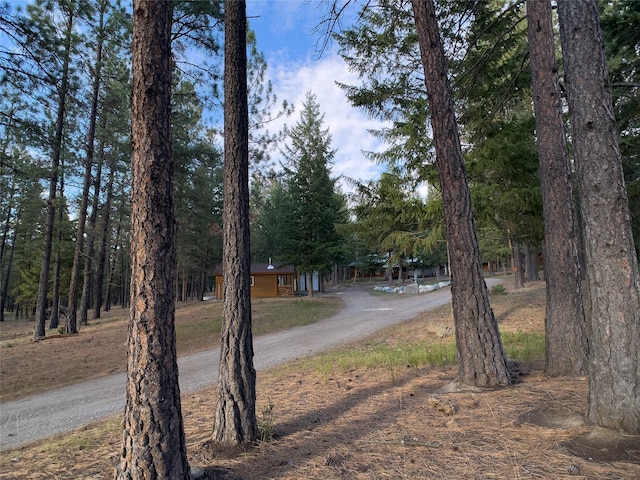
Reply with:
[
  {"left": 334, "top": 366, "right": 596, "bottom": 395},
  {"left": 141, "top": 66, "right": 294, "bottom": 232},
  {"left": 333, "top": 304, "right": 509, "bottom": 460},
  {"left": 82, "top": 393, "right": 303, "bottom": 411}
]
[
  {"left": 176, "top": 317, "right": 222, "bottom": 355},
  {"left": 177, "top": 297, "right": 343, "bottom": 350},
  {"left": 303, "top": 340, "right": 458, "bottom": 378},
  {"left": 301, "top": 331, "right": 545, "bottom": 378},
  {"left": 40, "top": 416, "right": 122, "bottom": 456},
  {"left": 252, "top": 297, "right": 343, "bottom": 335},
  {"left": 502, "top": 330, "right": 545, "bottom": 362}
]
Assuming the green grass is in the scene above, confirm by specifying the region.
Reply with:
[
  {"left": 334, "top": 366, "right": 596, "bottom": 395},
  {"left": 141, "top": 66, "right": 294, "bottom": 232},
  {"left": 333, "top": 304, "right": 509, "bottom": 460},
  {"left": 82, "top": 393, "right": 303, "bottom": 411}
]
[
  {"left": 502, "top": 330, "right": 546, "bottom": 362},
  {"left": 252, "top": 297, "right": 343, "bottom": 335},
  {"left": 175, "top": 296, "right": 343, "bottom": 352},
  {"left": 300, "top": 331, "right": 545, "bottom": 377},
  {"left": 176, "top": 318, "right": 223, "bottom": 354}
]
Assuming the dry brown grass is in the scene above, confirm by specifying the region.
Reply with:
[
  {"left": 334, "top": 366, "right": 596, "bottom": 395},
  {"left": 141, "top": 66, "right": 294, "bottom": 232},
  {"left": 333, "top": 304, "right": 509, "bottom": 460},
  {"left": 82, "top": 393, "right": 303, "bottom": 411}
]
[
  {"left": 0, "top": 296, "right": 340, "bottom": 401},
  {"left": 1, "top": 281, "right": 639, "bottom": 479}
]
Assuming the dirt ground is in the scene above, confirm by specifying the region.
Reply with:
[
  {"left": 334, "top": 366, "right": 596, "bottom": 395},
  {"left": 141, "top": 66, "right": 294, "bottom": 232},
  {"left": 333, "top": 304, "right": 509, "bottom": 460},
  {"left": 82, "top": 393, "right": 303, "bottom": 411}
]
[
  {"left": 1, "top": 281, "right": 640, "bottom": 479},
  {"left": 0, "top": 300, "right": 222, "bottom": 401}
]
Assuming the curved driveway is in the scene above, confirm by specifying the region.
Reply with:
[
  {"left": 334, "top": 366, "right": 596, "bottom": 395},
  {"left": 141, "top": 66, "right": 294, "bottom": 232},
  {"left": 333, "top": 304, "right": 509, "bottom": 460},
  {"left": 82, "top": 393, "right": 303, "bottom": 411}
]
[{"left": 0, "top": 279, "right": 501, "bottom": 451}]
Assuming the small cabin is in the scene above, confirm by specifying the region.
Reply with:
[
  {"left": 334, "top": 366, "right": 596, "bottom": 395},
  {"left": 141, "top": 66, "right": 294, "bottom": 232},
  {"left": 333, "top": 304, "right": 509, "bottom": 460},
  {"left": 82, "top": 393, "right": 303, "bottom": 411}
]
[{"left": 213, "top": 262, "right": 296, "bottom": 300}]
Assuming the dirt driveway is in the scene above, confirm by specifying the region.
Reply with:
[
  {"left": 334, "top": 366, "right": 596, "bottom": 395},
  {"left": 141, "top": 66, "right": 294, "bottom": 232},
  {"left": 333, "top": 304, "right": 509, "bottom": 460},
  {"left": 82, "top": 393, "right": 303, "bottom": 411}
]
[{"left": 0, "top": 281, "right": 494, "bottom": 451}]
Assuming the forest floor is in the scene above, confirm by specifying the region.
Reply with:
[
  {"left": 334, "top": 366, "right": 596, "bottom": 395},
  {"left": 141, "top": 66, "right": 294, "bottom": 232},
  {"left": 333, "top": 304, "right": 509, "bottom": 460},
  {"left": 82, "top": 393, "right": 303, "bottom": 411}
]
[{"left": 1, "top": 281, "right": 640, "bottom": 479}]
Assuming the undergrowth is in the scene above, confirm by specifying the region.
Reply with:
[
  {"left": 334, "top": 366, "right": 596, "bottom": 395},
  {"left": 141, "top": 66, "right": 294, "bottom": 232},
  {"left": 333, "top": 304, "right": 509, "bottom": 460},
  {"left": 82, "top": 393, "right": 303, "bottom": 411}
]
[{"left": 304, "top": 331, "right": 545, "bottom": 378}]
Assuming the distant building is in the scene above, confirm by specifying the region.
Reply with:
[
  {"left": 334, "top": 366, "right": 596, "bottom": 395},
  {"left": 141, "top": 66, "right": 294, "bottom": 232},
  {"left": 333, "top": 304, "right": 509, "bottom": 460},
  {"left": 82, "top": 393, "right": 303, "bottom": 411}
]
[{"left": 213, "top": 262, "right": 296, "bottom": 300}]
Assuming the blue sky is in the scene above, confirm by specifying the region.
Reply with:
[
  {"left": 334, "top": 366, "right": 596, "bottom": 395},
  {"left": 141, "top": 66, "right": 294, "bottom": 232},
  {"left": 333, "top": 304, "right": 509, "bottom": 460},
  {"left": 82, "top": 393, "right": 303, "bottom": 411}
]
[
  {"left": 246, "top": 1, "right": 389, "bottom": 192},
  {"left": 2, "top": 0, "right": 389, "bottom": 193}
]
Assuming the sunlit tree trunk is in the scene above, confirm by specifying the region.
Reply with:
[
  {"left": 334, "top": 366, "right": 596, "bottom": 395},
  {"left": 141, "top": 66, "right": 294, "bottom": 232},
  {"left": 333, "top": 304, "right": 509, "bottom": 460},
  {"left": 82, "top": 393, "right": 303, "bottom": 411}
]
[
  {"left": 116, "top": 1, "right": 190, "bottom": 477},
  {"left": 412, "top": 0, "right": 510, "bottom": 387},
  {"left": 213, "top": 0, "right": 257, "bottom": 444}
]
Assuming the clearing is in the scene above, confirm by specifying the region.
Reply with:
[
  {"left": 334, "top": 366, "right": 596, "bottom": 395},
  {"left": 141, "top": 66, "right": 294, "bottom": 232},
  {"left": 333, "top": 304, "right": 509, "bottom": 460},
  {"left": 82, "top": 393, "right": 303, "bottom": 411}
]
[{"left": 1, "top": 281, "right": 639, "bottom": 479}]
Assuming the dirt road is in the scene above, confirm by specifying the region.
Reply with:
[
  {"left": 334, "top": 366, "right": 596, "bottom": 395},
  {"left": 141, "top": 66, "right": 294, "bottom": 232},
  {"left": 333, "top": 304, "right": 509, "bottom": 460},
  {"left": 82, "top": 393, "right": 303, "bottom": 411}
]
[{"left": 0, "top": 280, "right": 500, "bottom": 451}]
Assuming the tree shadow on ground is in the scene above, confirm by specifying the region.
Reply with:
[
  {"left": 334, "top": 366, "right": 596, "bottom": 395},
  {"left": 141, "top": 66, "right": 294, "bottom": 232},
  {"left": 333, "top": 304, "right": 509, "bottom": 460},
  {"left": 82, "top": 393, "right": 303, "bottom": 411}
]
[
  {"left": 196, "top": 365, "right": 536, "bottom": 480},
  {"left": 520, "top": 404, "right": 640, "bottom": 464},
  {"left": 198, "top": 368, "right": 441, "bottom": 479}
]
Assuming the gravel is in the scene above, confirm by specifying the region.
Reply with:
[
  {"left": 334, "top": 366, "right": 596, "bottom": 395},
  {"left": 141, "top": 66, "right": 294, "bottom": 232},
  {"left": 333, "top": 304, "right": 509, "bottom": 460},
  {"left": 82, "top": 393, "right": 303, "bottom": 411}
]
[{"left": 0, "top": 279, "right": 501, "bottom": 451}]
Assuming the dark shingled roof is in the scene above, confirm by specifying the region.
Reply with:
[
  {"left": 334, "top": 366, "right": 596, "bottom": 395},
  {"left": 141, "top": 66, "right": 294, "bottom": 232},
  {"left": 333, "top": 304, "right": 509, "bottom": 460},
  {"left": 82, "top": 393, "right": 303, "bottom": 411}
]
[{"left": 213, "top": 263, "right": 295, "bottom": 275}]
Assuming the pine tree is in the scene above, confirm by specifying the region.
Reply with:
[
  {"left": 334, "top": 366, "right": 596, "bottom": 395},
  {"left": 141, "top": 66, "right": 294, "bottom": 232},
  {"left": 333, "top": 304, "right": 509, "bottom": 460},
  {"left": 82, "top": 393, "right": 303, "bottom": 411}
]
[
  {"left": 212, "top": 0, "right": 257, "bottom": 445},
  {"left": 412, "top": 0, "right": 510, "bottom": 387},
  {"left": 116, "top": 0, "right": 190, "bottom": 476},
  {"left": 557, "top": 0, "right": 640, "bottom": 433},
  {"left": 526, "top": 0, "right": 588, "bottom": 376},
  {"left": 281, "top": 92, "right": 343, "bottom": 296}
]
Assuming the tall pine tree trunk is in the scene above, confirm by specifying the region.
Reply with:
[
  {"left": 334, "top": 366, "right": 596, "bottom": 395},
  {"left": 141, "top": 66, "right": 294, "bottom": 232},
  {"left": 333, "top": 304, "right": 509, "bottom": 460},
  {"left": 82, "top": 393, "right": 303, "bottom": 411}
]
[
  {"left": 49, "top": 170, "right": 65, "bottom": 330},
  {"left": 307, "top": 272, "right": 314, "bottom": 297},
  {"left": 524, "top": 243, "right": 540, "bottom": 282},
  {"left": 33, "top": 5, "right": 74, "bottom": 341},
  {"left": 527, "top": 0, "right": 588, "bottom": 377},
  {"left": 68, "top": 2, "right": 105, "bottom": 332},
  {"left": 0, "top": 182, "right": 16, "bottom": 323},
  {"left": 511, "top": 240, "right": 525, "bottom": 290},
  {"left": 558, "top": 0, "right": 640, "bottom": 433},
  {"left": 116, "top": 1, "right": 190, "bottom": 477},
  {"left": 92, "top": 157, "right": 112, "bottom": 319},
  {"left": 104, "top": 202, "right": 122, "bottom": 313},
  {"left": 1, "top": 203, "right": 18, "bottom": 323},
  {"left": 80, "top": 146, "right": 103, "bottom": 325},
  {"left": 213, "top": 0, "right": 257, "bottom": 444},
  {"left": 412, "top": 0, "right": 510, "bottom": 387}
]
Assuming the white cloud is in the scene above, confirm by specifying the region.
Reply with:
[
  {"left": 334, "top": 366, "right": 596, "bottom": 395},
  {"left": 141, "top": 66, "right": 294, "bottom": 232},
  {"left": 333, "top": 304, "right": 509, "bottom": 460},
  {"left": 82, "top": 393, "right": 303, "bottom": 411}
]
[{"left": 265, "top": 52, "right": 389, "bottom": 193}]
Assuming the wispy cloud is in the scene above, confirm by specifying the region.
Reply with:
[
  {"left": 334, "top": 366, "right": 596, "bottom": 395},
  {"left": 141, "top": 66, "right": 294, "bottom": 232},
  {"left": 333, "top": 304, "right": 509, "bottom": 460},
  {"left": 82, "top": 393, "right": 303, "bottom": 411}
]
[{"left": 265, "top": 53, "right": 389, "bottom": 192}]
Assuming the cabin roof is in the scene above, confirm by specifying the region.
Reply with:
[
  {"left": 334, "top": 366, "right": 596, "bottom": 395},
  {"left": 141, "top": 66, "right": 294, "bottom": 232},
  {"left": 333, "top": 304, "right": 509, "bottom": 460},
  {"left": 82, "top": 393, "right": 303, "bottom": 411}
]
[{"left": 213, "top": 263, "right": 295, "bottom": 275}]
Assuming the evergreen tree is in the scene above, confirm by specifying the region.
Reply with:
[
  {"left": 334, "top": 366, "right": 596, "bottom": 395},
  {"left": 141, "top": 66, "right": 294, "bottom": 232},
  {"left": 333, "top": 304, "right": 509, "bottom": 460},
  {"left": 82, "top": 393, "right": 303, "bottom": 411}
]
[
  {"left": 600, "top": 0, "right": 640, "bottom": 256},
  {"left": 281, "top": 92, "right": 343, "bottom": 296},
  {"left": 213, "top": 0, "right": 257, "bottom": 445},
  {"left": 173, "top": 78, "right": 223, "bottom": 301},
  {"left": 558, "top": 0, "right": 640, "bottom": 433},
  {"left": 412, "top": 0, "right": 510, "bottom": 387},
  {"left": 26, "top": 0, "right": 82, "bottom": 340},
  {"left": 250, "top": 173, "right": 292, "bottom": 263},
  {"left": 117, "top": 0, "right": 190, "bottom": 476},
  {"left": 526, "top": 0, "right": 588, "bottom": 376}
]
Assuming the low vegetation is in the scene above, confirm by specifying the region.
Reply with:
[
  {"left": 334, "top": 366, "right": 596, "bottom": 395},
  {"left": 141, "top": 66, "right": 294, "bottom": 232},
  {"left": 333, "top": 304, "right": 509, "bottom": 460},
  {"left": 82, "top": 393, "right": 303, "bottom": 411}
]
[
  {"left": 0, "top": 295, "right": 342, "bottom": 401},
  {"left": 1, "top": 282, "right": 638, "bottom": 479}
]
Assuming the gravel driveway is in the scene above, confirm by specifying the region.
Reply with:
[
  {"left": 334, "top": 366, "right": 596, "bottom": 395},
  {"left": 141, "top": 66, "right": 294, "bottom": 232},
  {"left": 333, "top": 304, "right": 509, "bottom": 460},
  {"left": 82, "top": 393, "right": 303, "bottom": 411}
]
[{"left": 0, "top": 279, "right": 501, "bottom": 451}]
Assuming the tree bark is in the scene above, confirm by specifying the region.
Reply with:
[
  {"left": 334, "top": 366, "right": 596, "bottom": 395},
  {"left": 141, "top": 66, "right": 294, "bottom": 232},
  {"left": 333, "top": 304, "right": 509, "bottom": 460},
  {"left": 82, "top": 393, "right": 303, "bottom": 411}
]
[
  {"left": 79, "top": 144, "right": 103, "bottom": 325},
  {"left": 116, "top": 1, "right": 190, "bottom": 477},
  {"left": 33, "top": 5, "right": 74, "bottom": 341},
  {"left": 68, "top": 0, "right": 106, "bottom": 332},
  {"left": 523, "top": 243, "right": 540, "bottom": 282},
  {"left": 307, "top": 272, "right": 314, "bottom": 297},
  {"left": 49, "top": 169, "right": 65, "bottom": 331},
  {"left": 1, "top": 203, "right": 18, "bottom": 323},
  {"left": 511, "top": 240, "right": 525, "bottom": 290},
  {"left": 412, "top": 0, "right": 510, "bottom": 387},
  {"left": 558, "top": 0, "right": 640, "bottom": 432},
  {"left": 212, "top": 0, "right": 257, "bottom": 445},
  {"left": 93, "top": 156, "right": 114, "bottom": 318},
  {"left": 0, "top": 182, "right": 15, "bottom": 322},
  {"left": 526, "top": 0, "right": 588, "bottom": 377}
]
